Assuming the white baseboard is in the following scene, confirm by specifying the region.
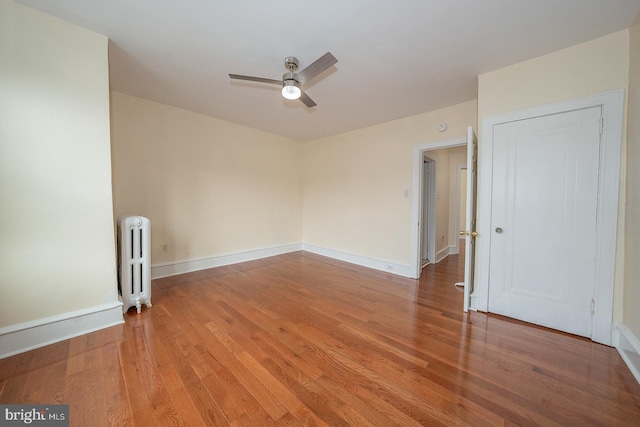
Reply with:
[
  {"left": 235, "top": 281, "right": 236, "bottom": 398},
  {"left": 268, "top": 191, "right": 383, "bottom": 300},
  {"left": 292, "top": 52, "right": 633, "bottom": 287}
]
[
  {"left": 614, "top": 323, "right": 640, "bottom": 385},
  {"left": 151, "top": 243, "right": 303, "bottom": 279},
  {"left": 302, "top": 243, "right": 414, "bottom": 278},
  {"left": 152, "top": 242, "right": 414, "bottom": 280},
  {"left": 436, "top": 247, "right": 448, "bottom": 263},
  {"left": 469, "top": 292, "right": 479, "bottom": 311},
  {"left": 435, "top": 245, "right": 458, "bottom": 263},
  {"left": 0, "top": 301, "right": 124, "bottom": 360}
]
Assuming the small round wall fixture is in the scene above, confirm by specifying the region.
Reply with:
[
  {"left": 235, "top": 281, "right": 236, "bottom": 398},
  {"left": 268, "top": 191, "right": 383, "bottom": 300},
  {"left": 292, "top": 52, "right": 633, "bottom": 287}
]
[{"left": 438, "top": 123, "right": 447, "bottom": 132}]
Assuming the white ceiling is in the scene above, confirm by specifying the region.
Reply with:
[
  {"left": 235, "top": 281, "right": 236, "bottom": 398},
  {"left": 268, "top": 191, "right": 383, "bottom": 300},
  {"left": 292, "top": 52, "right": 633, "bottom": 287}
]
[{"left": 17, "top": 0, "right": 640, "bottom": 141}]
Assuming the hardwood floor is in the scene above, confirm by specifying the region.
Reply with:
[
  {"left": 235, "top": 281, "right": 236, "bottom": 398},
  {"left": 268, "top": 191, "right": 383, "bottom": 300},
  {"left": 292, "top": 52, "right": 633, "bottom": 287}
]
[{"left": 1, "top": 250, "right": 639, "bottom": 426}]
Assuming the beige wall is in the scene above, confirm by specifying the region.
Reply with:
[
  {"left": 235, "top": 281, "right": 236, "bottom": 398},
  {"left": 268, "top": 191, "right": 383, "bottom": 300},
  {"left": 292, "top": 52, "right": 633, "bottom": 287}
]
[
  {"left": 478, "top": 31, "right": 630, "bottom": 118},
  {"left": 302, "top": 100, "right": 477, "bottom": 266},
  {"left": 0, "top": 1, "right": 118, "bottom": 327},
  {"left": 110, "top": 92, "right": 302, "bottom": 265},
  {"left": 478, "top": 30, "right": 630, "bottom": 321},
  {"left": 624, "top": 15, "right": 640, "bottom": 338}
]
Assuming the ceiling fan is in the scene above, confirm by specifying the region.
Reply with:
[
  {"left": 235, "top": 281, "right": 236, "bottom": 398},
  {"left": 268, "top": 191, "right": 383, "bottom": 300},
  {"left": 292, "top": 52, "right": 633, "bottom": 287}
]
[{"left": 229, "top": 52, "right": 338, "bottom": 108}]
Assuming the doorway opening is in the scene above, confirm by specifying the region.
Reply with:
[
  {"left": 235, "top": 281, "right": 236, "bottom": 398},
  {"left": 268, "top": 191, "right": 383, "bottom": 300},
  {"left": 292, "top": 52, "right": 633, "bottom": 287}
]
[{"left": 411, "top": 136, "right": 466, "bottom": 279}]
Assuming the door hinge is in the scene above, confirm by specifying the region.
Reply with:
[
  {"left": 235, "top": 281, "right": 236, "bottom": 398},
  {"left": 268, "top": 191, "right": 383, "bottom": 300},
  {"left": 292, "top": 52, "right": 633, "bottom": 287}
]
[
  {"left": 599, "top": 118, "right": 604, "bottom": 135},
  {"left": 591, "top": 299, "right": 596, "bottom": 314}
]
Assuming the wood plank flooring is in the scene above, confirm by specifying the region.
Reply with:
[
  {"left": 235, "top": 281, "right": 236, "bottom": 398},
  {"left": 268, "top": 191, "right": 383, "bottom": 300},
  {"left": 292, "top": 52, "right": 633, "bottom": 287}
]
[{"left": 1, "top": 250, "right": 639, "bottom": 426}]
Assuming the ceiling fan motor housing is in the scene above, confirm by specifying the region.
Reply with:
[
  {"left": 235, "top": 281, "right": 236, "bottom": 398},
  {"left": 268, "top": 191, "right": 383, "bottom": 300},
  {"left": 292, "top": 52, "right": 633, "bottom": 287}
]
[
  {"left": 282, "top": 75, "right": 300, "bottom": 86},
  {"left": 284, "top": 56, "right": 299, "bottom": 71}
]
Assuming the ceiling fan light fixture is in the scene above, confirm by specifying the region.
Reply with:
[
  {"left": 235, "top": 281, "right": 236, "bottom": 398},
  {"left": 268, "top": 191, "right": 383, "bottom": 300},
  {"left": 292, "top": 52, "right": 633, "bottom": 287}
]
[{"left": 282, "top": 80, "right": 301, "bottom": 100}]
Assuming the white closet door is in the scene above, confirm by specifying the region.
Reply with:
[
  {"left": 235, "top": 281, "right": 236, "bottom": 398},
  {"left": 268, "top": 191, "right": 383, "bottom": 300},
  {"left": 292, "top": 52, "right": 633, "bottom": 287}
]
[{"left": 488, "top": 107, "right": 601, "bottom": 337}]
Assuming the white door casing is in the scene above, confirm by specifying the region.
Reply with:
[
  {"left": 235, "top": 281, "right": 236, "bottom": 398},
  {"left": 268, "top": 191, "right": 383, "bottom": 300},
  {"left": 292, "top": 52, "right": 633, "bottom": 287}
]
[
  {"left": 474, "top": 90, "right": 624, "bottom": 345},
  {"left": 488, "top": 107, "right": 601, "bottom": 337}
]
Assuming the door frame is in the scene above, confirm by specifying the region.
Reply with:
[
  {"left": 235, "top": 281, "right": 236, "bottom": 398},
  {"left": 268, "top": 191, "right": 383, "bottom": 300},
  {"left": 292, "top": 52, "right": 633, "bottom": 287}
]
[
  {"left": 411, "top": 136, "right": 466, "bottom": 279},
  {"left": 421, "top": 155, "right": 436, "bottom": 267},
  {"left": 474, "top": 89, "right": 624, "bottom": 345}
]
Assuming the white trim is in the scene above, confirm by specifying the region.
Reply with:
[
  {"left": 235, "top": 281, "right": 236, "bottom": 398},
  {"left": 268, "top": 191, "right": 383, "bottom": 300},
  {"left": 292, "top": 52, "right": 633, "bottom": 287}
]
[
  {"left": 443, "top": 245, "right": 462, "bottom": 263},
  {"left": 475, "top": 89, "right": 624, "bottom": 346},
  {"left": 151, "top": 243, "right": 303, "bottom": 279},
  {"left": 449, "top": 244, "right": 458, "bottom": 256},
  {"left": 411, "top": 136, "right": 467, "bottom": 279},
  {"left": 435, "top": 246, "right": 456, "bottom": 263},
  {"left": 0, "top": 301, "right": 124, "bottom": 359},
  {"left": 303, "top": 243, "right": 414, "bottom": 278},
  {"left": 436, "top": 247, "right": 449, "bottom": 263},
  {"left": 614, "top": 324, "right": 640, "bottom": 385},
  {"left": 152, "top": 242, "right": 414, "bottom": 280}
]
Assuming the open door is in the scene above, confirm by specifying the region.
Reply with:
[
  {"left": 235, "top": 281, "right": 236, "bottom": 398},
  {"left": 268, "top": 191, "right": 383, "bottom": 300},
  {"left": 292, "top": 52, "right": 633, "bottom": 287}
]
[
  {"left": 421, "top": 157, "right": 436, "bottom": 267},
  {"left": 456, "top": 126, "right": 477, "bottom": 312}
]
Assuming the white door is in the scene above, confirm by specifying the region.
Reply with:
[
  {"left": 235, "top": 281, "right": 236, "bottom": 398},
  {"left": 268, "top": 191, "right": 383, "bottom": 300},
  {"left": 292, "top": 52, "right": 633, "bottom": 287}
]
[
  {"left": 420, "top": 157, "right": 436, "bottom": 267},
  {"left": 421, "top": 161, "right": 431, "bottom": 265},
  {"left": 456, "top": 127, "right": 477, "bottom": 312},
  {"left": 488, "top": 107, "right": 602, "bottom": 337}
]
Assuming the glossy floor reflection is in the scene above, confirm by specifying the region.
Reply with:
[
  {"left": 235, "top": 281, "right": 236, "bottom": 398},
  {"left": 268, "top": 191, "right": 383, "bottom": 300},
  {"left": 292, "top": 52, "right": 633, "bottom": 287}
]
[{"left": 1, "top": 249, "right": 639, "bottom": 426}]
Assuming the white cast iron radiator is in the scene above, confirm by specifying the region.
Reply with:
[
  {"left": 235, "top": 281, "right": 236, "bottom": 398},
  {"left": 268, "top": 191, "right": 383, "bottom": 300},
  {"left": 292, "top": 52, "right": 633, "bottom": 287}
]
[{"left": 117, "top": 216, "right": 152, "bottom": 313}]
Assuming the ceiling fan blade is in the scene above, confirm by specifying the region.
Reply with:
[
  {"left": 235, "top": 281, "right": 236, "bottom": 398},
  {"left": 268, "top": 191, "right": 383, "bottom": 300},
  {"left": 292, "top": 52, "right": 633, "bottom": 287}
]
[
  {"left": 296, "top": 52, "right": 338, "bottom": 85},
  {"left": 229, "top": 74, "right": 282, "bottom": 85},
  {"left": 299, "top": 90, "right": 317, "bottom": 108}
]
